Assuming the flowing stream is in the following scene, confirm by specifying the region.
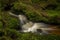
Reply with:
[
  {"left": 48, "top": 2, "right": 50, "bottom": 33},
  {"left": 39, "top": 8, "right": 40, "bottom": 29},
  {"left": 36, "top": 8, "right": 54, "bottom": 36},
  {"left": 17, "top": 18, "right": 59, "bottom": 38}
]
[{"left": 9, "top": 12, "right": 60, "bottom": 35}]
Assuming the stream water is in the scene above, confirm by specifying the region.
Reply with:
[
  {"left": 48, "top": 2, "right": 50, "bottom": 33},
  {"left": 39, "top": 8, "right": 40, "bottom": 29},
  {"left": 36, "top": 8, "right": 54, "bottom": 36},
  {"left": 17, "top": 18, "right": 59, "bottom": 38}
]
[{"left": 9, "top": 12, "right": 60, "bottom": 35}]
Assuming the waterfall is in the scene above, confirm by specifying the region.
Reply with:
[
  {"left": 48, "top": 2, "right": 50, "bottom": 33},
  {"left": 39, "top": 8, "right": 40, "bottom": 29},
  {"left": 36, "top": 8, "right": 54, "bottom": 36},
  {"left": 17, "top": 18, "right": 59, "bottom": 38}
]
[
  {"left": 9, "top": 12, "right": 56, "bottom": 35},
  {"left": 18, "top": 15, "right": 28, "bottom": 25},
  {"left": 18, "top": 15, "right": 56, "bottom": 35}
]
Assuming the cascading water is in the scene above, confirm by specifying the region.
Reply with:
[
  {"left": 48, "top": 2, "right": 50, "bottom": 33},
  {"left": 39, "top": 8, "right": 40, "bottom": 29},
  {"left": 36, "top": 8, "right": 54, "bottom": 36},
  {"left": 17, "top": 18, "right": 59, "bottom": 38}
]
[
  {"left": 18, "top": 15, "right": 28, "bottom": 25},
  {"left": 9, "top": 12, "right": 57, "bottom": 35},
  {"left": 17, "top": 13, "right": 54, "bottom": 35}
]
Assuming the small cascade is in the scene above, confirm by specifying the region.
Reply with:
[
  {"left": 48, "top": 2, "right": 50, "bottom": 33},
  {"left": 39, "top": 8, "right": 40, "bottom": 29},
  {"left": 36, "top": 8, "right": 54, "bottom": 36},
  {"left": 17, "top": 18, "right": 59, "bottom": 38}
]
[
  {"left": 18, "top": 15, "right": 49, "bottom": 32},
  {"left": 9, "top": 12, "right": 58, "bottom": 35},
  {"left": 18, "top": 15, "right": 57, "bottom": 35},
  {"left": 18, "top": 15, "right": 28, "bottom": 25}
]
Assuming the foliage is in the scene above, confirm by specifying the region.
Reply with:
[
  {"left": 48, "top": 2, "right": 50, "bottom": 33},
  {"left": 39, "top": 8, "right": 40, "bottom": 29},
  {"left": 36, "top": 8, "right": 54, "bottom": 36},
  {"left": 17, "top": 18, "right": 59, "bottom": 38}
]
[
  {"left": 0, "top": 0, "right": 60, "bottom": 40},
  {"left": 0, "top": 29, "right": 60, "bottom": 40}
]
